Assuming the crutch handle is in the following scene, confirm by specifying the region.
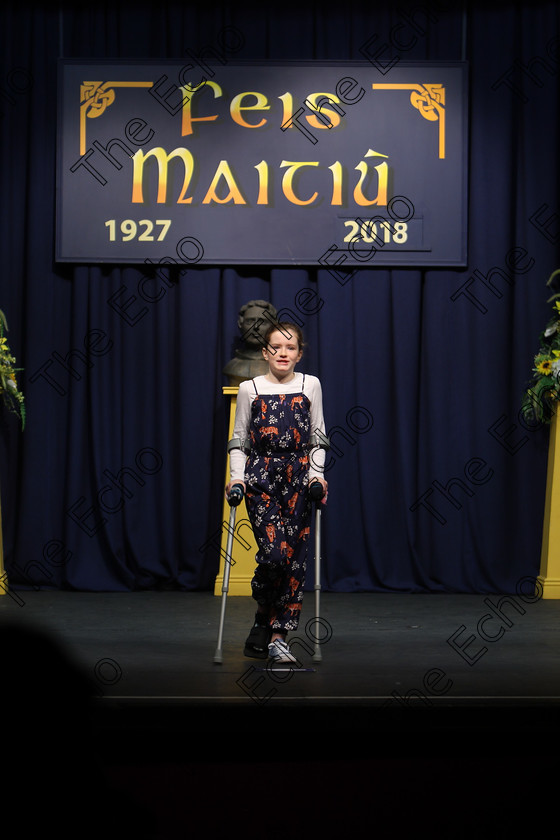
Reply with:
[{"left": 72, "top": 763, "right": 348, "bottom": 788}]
[
  {"left": 227, "top": 483, "right": 245, "bottom": 507},
  {"left": 309, "top": 480, "right": 325, "bottom": 501}
]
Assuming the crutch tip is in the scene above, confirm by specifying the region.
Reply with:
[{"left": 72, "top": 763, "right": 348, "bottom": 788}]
[{"left": 213, "top": 653, "right": 223, "bottom": 664}]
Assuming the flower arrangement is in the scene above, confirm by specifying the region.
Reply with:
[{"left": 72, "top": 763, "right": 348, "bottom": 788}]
[
  {"left": 0, "top": 310, "right": 25, "bottom": 429},
  {"left": 523, "top": 269, "right": 560, "bottom": 424}
]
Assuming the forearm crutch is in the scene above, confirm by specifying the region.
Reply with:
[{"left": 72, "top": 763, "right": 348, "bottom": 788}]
[
  {"left": 308, "top": 431, "right": 330, "bottom": 663},
  {"left": 309, "top": 480, "right": 326, "bottom": 663},
  {"left": 213, "top": 483, "right": 244, "bottom": 664}
]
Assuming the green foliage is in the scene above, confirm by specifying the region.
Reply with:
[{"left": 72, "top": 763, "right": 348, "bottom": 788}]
[{"left": 0, "top": 310, "right": 25, "bottom": 430}]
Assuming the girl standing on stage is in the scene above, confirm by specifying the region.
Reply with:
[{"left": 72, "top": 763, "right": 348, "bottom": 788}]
[{"left": 226, "top": 322, "right": 328, "bottom": 663}]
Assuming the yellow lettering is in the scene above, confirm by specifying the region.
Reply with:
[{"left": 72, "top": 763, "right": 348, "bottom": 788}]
[
  {"left": 131, "top": 148, "right": 391, "bottom": 208},
  {"left": 278, "top": 91, "right": 294, "bottom": 125},
  {"left": 280, "top": 161, "right": 320, "bottom": 205},
  {"left": 305, "top": 92, "right": 345, "bottom": 130},
  {"left": 230, "top": 91, "right": 270, "bottom": 128},
  {"left": 354, "top": 149, "right": 388, "bottom": 206},
  {"left": 131, "top": 147, "right": 194, "bottom": 204},
  {"left": 328, "top": 161, "right": 343, "bottom": 205},
  {"left": 181, "top": 80, "right": 222, "bottom": 136},
  {"left": 254, "top": 160, "right": 270, "bottom": 205},
  {"left": 202, "top": 160, "right": 246, "bottom": 204}
]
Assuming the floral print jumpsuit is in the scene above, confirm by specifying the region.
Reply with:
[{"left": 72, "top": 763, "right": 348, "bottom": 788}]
[{"left": 244, "top": 376, "right": 312, "bottom": 632}]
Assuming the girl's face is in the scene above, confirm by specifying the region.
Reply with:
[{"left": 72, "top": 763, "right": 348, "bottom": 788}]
[{"left": 263, "top": 329, "right": 303, "bottom": 380}]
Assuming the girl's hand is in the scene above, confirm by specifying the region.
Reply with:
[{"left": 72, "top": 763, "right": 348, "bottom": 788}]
[
  {"left": 313, "top": 477, "right": 328, "bottom": 494},
  {"left": 225, "top": 481, "right": 246, "bottom": 498},
  {"left": 310, "top": 477, "right": 328, "bottom": 503}
]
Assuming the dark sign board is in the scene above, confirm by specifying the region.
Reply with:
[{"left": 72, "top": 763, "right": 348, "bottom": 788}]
[{"left": 56, "top": 60, "right": 468, "bottom": 267}]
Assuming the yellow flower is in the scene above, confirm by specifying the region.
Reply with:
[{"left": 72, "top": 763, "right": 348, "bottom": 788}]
[{"left": 536, "top": 358, "right": 553, "bottom": 375}]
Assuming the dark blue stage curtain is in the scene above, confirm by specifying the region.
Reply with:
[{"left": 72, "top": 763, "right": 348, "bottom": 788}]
[{"left": 1, "top": 0, "right": 558, "bottom": 594}]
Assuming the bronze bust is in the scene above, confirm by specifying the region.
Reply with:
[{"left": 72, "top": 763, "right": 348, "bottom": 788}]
[{"left": 223, "top": 299, "right": 278, "bottom": 386}]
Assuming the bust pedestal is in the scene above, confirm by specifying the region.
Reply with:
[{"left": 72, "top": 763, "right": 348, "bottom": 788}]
[
  {"left": 539, "top": 411, "right": 560, "bottom": 598},
  {"left": 0, "top": 488, "right": 5, "bottom": 595},
  {"left": 214, "top": 386, "right": 257, "bottom": 596}
]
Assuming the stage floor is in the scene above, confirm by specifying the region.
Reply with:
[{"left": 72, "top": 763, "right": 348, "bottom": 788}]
[
  {"left": 1, "top": 588, "right": 559, "bottom": 719},
  {"left": 3, "top": 589, "right": 559, "bottom": 838}
]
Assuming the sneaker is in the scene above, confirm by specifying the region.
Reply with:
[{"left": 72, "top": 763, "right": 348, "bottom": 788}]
[
  {"left": 244, "top": 624, "right": 271, "bottom": 659},
  {"left": 268, "top": 638, "right": 298, "bottom": 664}
]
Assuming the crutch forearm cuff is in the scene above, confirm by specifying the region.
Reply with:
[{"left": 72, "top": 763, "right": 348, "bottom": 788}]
[
  {"left": 227, "top": 437, "right": 251, "bottom": 455},
  {"left": 309, "top": 431, "right": 330, "bottom": 450}
]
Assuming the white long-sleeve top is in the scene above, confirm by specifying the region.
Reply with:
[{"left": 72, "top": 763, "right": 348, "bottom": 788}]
[{"left": 229, "top": 372, "right": 326, "bottom": 482}]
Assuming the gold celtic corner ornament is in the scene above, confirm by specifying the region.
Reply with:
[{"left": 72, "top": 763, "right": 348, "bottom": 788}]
[
  {"left": 79, "top": 81, "right": 154, "bottom": 156},
  {"left": 372, "top": 83, "right": 446, "bottom": 159}
]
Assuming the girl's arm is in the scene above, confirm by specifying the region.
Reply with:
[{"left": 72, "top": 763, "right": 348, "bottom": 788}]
[
  {"left": 309, "top": 377, "right": 327, "bottom": 484},
  {"left": 225, "top": 381, "right": 252, "bottom": 495}
]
